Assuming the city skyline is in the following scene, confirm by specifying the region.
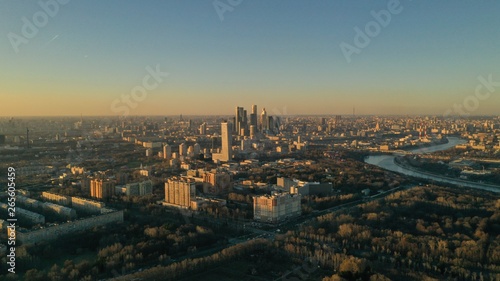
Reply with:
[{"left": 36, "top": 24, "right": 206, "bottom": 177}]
[{"left": 2, "top": 1, "right": 500, "bottom": 115}]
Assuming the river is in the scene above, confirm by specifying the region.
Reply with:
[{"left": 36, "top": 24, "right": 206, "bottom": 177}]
[{"left": 364, "top": 137, "right": 500, "bottom": 193}]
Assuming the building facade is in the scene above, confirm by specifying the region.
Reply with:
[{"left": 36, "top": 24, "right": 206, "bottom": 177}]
[
  {"left": 202, "top": 171, "right": 232, "bottom": 195},
  {"left": 212, "top": 121, "right": 232, "bottom": 162},
  {"left": 90, "top": 179, "right": 115, "bottom": 199},
  {"left": 164, "top": 177, "right": 196, "bottom": 208},
  {"left": 253, "top": 192, "right": 301, "bottom": 223},
  {"left": 125, "top": 180, "right": 153, "bottom": 196}
]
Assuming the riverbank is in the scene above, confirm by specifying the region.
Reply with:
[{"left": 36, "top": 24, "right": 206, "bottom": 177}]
[
  {"left": 393, "top": 156, "right": 500, "bottom": 191},
  {"left": 365, "top": 137, "right": 500, "bottom": 193},
  {"left": 398, "top": 136, "right": 449, "bottom": 152}
]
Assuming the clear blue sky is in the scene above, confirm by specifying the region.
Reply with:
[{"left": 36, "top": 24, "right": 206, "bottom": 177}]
[{"left": 1, "top": 0, "right": 499, "bottom": 116}]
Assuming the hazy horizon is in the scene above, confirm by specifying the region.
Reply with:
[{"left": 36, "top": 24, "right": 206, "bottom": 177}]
[
  {"left": 1, "top": 113, "right": 499, "bottom": 119},
  {"left": 2, "top": 1, "right": 499, "bottom": 116}
]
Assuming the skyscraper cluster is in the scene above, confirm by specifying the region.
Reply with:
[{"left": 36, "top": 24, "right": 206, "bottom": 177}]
[{"left": 233, "top": 105, "right": 281, "bottom": 136}]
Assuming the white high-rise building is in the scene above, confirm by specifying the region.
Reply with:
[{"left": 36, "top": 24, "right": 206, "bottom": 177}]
[{"left": 212, "top": 121, "right": 232, "bottom": 162}]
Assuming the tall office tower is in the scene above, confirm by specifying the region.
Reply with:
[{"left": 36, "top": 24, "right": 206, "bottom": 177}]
[
  {"left": 249, "top": 125, "right": 256, "bottom": 138},
  {"left": 235, "top": 106, "right": 243, "bottom": 134},
  {"left": 250, "top": 113, "right": 257, "bottom": 131},
  {"left": 199, "top": 122, "right": 207, "bottom": 135},
  {"left": 164, "top": 177, "right": 196, "bottom": 208},
  {"left": 250, "top": 104, "right": 258, "bottom": 132},
  {"left": 261, "top": 108, "right": 268, "bottom": 132},
  {"left": 179, "top": 143, "right": 187, "bottom": 156},
  {"left": 163, "top": 144, "right": 172, "bottom": 161},
  {"left": 235, "top": 106, "right": 248, "bottom": 136},
  {"left": 90, "top": 179, "right": 115, "bottom": 199},
  {"left": 274, "top": 116, "right": 282, "bottom": 133},
  {"left": 268, "top": 116, "right": 274, "bottom": 133},
  {"left": 212, "top": 121, "right": 232, "bottom": 162},
  {"left": 221, "top": 121, "right": 232, "bottom": 161},
  {"left": 243, "top": 109, "right": 248, "bottom": 131}
]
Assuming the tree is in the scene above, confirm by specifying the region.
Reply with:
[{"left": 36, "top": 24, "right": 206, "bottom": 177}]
[
  {"left": 369, "top": 273, "right": 391, "bottom": 281},
  {"left": 339, "top": 256, "right": 369, "bottom": 280},
  {"left": 24, "top": 269, "right": 46, "bottom": 281}
]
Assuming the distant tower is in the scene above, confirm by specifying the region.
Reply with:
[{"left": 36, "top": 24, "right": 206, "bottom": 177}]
[
  {"left": 261, "top": 108, "right": 268, "bottom": 132},
  {"left": 163, "top": 144, "right": 171, "bottom": 161},
  {"left": 250, "top": 125, "right": 256, "bottom": 138},
  {"left": 235, "top": 107, "right": 241, "bottom": 134},
  {"left": 252, "top": 105, "right": 257, "bottom": 115},
  {"left": 250, "top": 104, "right": 258, "bottom": 132},
  {"left": 199, "top": 122, "right": 207, "bottom": 135},
  {"left": 212, "top": 121, "right": 232, "bottom": 162},
  {"left": 268, "top": 116, "right": 274, "bottom": 133},
  {"left": 220, "top": 121, "right": 232, "bottom": 161},
  {"left": 235, "top": 106, "right": 246, "bottom": 136},
  {"left": 26, "top": 128, "right": 30, "bottom": 149}
]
